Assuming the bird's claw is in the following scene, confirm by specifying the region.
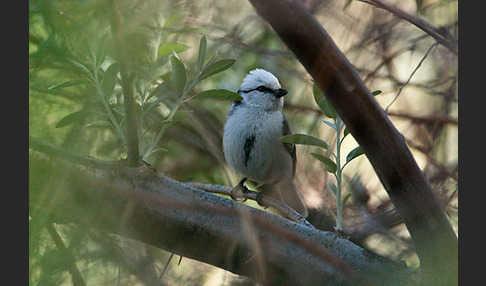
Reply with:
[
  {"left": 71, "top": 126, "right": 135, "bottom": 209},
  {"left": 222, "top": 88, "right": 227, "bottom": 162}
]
[
  {"left": 255, "top": 191, "right": 269, "bottom": 209},
  {"left": 230, "top": 178, "right": 249, "bottom": 202},
  {"left": 333, "top": 227, "right": 349, "bottom": 239}
]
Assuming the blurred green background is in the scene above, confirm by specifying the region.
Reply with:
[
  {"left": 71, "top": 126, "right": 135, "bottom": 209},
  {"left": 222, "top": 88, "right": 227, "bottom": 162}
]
[{"left": 29, "top": 0, "right": 458, "bottom": 285}]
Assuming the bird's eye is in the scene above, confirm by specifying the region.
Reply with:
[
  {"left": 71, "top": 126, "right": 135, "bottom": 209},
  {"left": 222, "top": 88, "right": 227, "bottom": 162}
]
[{"left": 256, "top": 86, "right": 269, "bottom": 92}]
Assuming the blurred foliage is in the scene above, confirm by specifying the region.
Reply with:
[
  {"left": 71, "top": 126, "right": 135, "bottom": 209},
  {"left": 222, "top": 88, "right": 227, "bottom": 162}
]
[{"left": 29, "top": 0, "right": 458, "bottom": 285}]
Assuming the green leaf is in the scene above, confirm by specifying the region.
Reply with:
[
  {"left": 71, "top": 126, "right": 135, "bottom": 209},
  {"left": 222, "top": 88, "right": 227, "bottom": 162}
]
[
  {"left": 195, "top": 89, "right": 242, "bottom": 101},
  {"left": 346, "top": 146, "right": 365, "bottom": 164},
  {"left": 68, "top": 59, "right": 91, "bottom": 75},
  {"left": 197, "top": 36, "right": 207, "bottom": 70},
  {"left": 170, "top": 54, "right": 186, "bottom": 95},
  {"left": 311, "top": 153, "right": 337, "bottom": 173},
  {"left": 372, "top": 90, "right": 382, "bottom": 96},
  {"left": 47, "top": 79, "right": 86, "bottom": 90},
  {"left": 84, "top": 121, "right": 112, "bottom": 129},
  {"left": 95, "top": 38, "right": 107, "bottom": 69},
  {"left": 56, "top": 110, "right": 88, "bottom": 128},
  {"left": 328, "top": 182, "right": 338, "bottom": 196},
  {"left": 343, "top": 127, "right": 350, "bottom": 138},
  {"left": 313, "top": 84, "right": 336, "bottom": 118},
  {"left": 102, "top": 63, "right": 119, "bottom": 97},
  {"left": 199, "top": 59, "right": 235, "bottom": 81},
  {"left": 146, "top": 147, "right": 169, "bottom": 158},
  {"left": 280, "top": 134, "right": 328, "bottom": 149},
  {"left": 158, "top": 43, "right": 189, "bottom": 58}
]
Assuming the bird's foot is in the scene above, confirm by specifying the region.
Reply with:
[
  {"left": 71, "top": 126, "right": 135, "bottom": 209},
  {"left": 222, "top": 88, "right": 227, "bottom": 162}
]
[
  {"left": 230, "top": 178, "right": 249, "bottom": 202},
  {"left": 255, "top": 190, "right": 269, "bottom": 209},
  {"left": 333, "top": 227, "right": 349, "bottom": 239}
]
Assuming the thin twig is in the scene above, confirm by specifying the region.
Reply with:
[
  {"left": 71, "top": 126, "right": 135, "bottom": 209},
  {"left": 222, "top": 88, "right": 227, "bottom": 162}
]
[
  {"left": 159, "top": 253, "right": 174, "bottom": 280},
  {"left": 286, "top": 104, "right": 458, "bottom": 126},
  {"left": 187, "top": 182, "right": 314, "bottom": 228},
  {"left": 29, "top": 137, "right": 120, "bottom": 169},
  {"left": 387, "top": 111, "right": 457, "bottom": 126},
  {"left": 111, "top": 0, "right": 141, "bottom": 166},
  {"left": 385, "top": 42, "right": 438, "bottom": 112},
  {"left": 357, "top": 0, "right": 457, "bottom": 55}
]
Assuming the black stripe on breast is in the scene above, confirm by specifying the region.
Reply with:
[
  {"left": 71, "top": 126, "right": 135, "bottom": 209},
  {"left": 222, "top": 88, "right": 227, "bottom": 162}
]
[
  {"left": 243, "top": 135, "right": 256, "bottom": 168},
  {"left": 228, "top": 100, "right": 242, "bottom": 117}
]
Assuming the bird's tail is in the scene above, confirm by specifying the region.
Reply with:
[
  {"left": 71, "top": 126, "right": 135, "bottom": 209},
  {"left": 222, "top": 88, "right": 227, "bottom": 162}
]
[{"left": 261, "top": 180, "right": 308, "bottom": 218}]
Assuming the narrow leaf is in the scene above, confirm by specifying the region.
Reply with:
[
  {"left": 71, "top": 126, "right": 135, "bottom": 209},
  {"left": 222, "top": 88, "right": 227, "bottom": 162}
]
[
  {"left": 84, "top": 121, "right": 112, "bottom": 129},
  {"left": 170, "top": 54, "right": 186, "bottom": 95},
  {"left": 372, "top": 90, "right": 382, "bottom": 96},
  {"left": 47, "top": 79, "right": 86, "bottom": 90},
  {"left": 147, "top": 147, "right": 169, "bottom": 157},
  {"left": 343, "top": 127, "right": 350, "bottom": 138},
  {"left": 195, "top": 89, "right": 242, "bottom": 101},
  {"left": 68, "top": 59, "right": 91, "bottom": 75},
  {"left": 199, "top": 59, "right": 235, "bottom": 81},
  {"left": 311, "top": 153, "right": 337, "bottom": 173},
  {"left": 280, "top": 134, "right": 328, "bottom": 149},
  {"left": 56, "top": 110, "right": 88, "bottom": 128},
  {"left": 197, "top": 36, "right": 207, "bottom": 70},
  {"left": 158, "top": 43, "right": 189, "bottom": 58},
  {"left": 346, "top": 146, "right": 365, "bottom": 164},
  {"left": 313, "top": 84, "right": 336, "bottom": 118}
]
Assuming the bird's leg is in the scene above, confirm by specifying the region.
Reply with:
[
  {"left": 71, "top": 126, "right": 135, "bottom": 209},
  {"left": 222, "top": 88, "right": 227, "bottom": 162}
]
[
  {"left": 255, "top": 184, "right": 270, "bottom": 209},
  {"left": 333, "top": 226, "right": 349, "bottom": 239},
  {"left": 230, "top": 178, "right": 249, "bottom": 202}
]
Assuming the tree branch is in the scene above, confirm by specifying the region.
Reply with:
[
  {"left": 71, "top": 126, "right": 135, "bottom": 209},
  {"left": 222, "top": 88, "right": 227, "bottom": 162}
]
[
  {"left": 247, "top": 0, "right": 457, "bottom": 284},
  {"left": 356, "top": 0, "right": 458, "bottom": 55},
  {"left": 187, "top": 182, "right": 313, "bottom": 228},
  {"left": 286, "top": 104, "right": 458, "bottom": 126},
  {"left": 29, "top": 141, "right": 412, "bottom": 286},
  {"left": 111, "top": 0, "right": 140, "bottom": 166}
]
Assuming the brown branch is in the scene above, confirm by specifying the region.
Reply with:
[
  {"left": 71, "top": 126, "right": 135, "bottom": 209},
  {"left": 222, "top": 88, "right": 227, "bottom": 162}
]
[
  {"left": 387, "top": 111, "right": 458, "bottom": 126},
  {"left": 111, "top": 0, "right": 140, "bottom": 166},
  {"left": 187, "top": 182, "right": 313, "bottom": 228},
  {"left": 247, "top": 0, "right": 457, "bottom": 284},
  {"left": 356, "top": 0, "right": 458, "bottom": 55},
  {"left": 286, "top": 104, "right": 458, "bottom": 126},
  {"left": 30, "top": 141, "right": 412, "bottom": 286}
]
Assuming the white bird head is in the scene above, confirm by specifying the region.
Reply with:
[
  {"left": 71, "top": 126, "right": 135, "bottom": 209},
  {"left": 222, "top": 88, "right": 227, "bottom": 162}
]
[{"left": 237, "top": 69, "right": 288, "bottom": 111}]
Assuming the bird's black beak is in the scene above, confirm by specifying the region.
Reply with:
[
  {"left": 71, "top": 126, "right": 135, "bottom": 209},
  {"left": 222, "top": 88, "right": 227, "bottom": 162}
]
[{"left": 275, "top": 88, "right": 288, "bottom": 98}]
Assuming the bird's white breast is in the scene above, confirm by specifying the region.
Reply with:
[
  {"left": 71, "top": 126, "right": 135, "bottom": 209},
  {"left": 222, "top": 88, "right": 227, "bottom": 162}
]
[{"left": 223, "top": 105, "right": 287, "bottom": 183}]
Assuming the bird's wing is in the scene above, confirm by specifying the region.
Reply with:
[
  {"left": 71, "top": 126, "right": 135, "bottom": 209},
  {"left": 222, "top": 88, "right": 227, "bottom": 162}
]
[{"left": 282, "top": 115, "right": 296, "bottom": 177}]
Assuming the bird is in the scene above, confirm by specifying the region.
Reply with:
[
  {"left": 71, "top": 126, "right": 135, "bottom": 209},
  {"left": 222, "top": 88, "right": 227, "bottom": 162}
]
[{"left": 223, "top": 68, "right": 308, "bottom": 217}]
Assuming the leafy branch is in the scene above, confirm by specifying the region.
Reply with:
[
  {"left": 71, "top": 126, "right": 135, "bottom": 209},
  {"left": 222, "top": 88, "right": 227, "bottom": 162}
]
[
  {"left": 142, "top": 36, "right": 240, "bottom": 160},
  {"left": 281, "top": 84, "right": 370, "bottom": 232}
]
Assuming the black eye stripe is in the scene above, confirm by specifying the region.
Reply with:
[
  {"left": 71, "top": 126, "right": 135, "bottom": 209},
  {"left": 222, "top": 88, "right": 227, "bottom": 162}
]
[
  {"left": 257, "top": 86, "right": 272, "bottom": 92},
  {"left": 238, "top": 85, "right": 275, "bottom": 94}
]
